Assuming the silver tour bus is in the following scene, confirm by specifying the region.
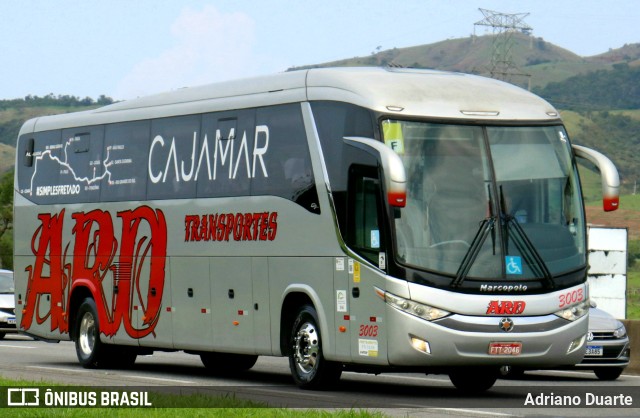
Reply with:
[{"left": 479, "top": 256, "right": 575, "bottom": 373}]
[{"left": 13, "top": 67, "right": 619, "bottom": 392}]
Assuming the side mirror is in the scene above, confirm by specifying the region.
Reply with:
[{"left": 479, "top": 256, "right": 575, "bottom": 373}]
[
  {"left": 344, "top": 137, "right": 407, "bottom": 207},
  {"left": 572, "top": 144, "right": 620, "bottom": 212}
]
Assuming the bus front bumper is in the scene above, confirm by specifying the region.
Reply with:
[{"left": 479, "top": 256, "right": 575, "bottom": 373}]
[{"left": 386, "top": 306, "right": 588, "bottom": 368}]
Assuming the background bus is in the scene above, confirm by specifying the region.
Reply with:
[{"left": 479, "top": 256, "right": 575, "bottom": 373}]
[{"left": 13, "top": 67, "right": 619, "bottom": 392}]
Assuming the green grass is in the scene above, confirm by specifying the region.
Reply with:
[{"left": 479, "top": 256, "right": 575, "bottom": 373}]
[
  {"left": 618, "top": 194, "right": 640, "bottom": 210},
  {"left": 0, "top": 377, "right": 384, "bottom": 418},
  {"left": 0, "top": 143, "right": 15, "bottom": 173}
]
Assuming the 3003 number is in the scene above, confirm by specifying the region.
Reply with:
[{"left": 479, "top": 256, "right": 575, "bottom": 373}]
[
  {"left": 359, "top": 325, "right": 378, "bottom": 337},
  {"left": 558, "top": 288, "right": 584, "bottom": 308}
]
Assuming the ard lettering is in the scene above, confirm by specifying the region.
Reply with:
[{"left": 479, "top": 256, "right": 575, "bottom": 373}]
[
  {"left": 486, "top": 300, "right": 526, "bottom": 315},
  {"left": 21, "top": 206, "right": 167, "bottom": 338}
]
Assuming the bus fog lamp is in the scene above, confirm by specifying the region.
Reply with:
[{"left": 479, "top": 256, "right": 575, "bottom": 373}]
[
  {"left": 410, "top": 336, "right": 431, "bottom": 354},
  {"left": 567, "top": 334, "right": 586, "bottom": 354}
]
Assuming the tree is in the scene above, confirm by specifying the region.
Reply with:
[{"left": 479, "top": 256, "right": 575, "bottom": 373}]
[{"left": 0, "top": 170, "right": 13, "bottom": 269}]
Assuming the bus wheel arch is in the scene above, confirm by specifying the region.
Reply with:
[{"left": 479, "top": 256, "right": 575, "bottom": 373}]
[
  {"left": 68, "top": 286, "right": 94, "bottom": 342},
  {"left": 280, "top": 291, "right": 314, "bottom": 356}
]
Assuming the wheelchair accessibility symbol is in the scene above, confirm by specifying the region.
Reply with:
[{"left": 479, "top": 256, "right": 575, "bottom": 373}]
[{"left": 506, "top": 256, "right": 523, "bottom": 275}]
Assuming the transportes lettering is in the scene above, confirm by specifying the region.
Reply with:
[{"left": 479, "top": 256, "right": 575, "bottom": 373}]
[{"left": 184, "top": 212, "right": 278, "bottom": 242}]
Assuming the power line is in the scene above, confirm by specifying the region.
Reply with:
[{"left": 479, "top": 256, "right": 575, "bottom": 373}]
[{"left": 474, "top": 8, "right": 533, "bottom": 88}]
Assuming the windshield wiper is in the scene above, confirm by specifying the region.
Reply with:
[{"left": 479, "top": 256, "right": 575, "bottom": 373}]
[
  {"left": 451, "top": 217, "right": 495, "bottom": 287},
  {"left": 499, "top": 187, "right": 555, "bottom": 289},
  {"left": 503, "top": 216, "right": 555, "bottom": 289},
  {"left": 451, "top": 185, "right": 496, "bottom": 288}
]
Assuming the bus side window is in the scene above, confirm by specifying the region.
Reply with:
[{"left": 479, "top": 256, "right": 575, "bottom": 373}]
[
  {"left": 24, "top": 138, "right": 34, "bottom": 167},
  {"left": 62, "top": 127, "right": 103, "bottom": 204},
  {"left": 348, "top": 166, "right": 383, "bottom": 267}
]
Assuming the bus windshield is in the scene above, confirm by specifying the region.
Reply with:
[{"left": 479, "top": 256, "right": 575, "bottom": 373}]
[{"left": 387, "top": 120, "right": 585, "bottom": 281}]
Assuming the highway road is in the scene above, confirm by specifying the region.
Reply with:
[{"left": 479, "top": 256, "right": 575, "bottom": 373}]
[{"left": 1, "top": 334, "right": 639, "bottom": 417}]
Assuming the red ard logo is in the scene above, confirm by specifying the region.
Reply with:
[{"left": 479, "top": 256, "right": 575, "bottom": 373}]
[
  {"left": 486, "top": 300, "right": 526, "bottom": 315},
  {"left": 21, "top": 206, "right": 168, "bottom": 339}
]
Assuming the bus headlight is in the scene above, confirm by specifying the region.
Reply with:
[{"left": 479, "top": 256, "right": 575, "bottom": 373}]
[
  {"left": 554, "top": 300, "right": 589, "bottom": 321},
  {"left": 379, "top": 289, "right": 450, "bottom": 321}
]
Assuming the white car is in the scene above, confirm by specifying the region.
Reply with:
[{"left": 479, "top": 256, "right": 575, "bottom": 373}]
[
  {"left": 0, "top": 269, "right": 16, "bottom": 339},
  {"left": 576, "top": 305, "right": 630, "bottom": 380},
  {"left": 500, "top": 304, "right": 630, "bottom": 380}
]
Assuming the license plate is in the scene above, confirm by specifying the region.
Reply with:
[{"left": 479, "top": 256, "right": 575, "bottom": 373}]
[
  {"left": 488, "top": 342, "right": 522, "bottom": 356},
  {"left": 585, "top": 345, "right": 603, "bottom": 356},
  {"left": 7, "top": 317, "right": 15, "bottom": 325}
]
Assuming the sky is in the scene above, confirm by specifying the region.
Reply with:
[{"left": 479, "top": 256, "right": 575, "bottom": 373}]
[{"left": 1, "top": 0, "right": 638, "bottom": 101}]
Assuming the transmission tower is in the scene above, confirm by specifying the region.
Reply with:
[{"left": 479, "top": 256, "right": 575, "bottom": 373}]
[{"left": 474, "top": 8, "right": 533, "bottom": 87}]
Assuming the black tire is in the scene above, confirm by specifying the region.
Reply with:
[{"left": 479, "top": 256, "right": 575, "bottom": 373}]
[
  {"left": 0, "top": 332, "right": 5, "bottom": 340},
  {"left": 449, "top": 367, "right": 498, "bottom": 393},
  {"left": 74, "top": 298, "right": 136, "bottom": 369},
  {"left": 200, "top": 352, "right": 258, "bottom": 374},
  {"left": 594, "top": 367, "right": 624, "bottom": 381},
  {"left": 110, "top": 346, "right": 138, "bottom": 369},
  {"left": 288, "top": 305, "right": 342, "bottom": 389}
]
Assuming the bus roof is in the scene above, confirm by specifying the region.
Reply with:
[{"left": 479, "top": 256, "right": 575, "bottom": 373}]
[{"left": 21, "top": 67, "right": 560, "bottom": 135}]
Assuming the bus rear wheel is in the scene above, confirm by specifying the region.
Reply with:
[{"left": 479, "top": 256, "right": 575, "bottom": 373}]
[
  {"left": 75, "top": 298, "right": 108, "bottom": 368},
  {"left": 288, "top": 305, "right": 342, "bottom": 389},
  {"left": 449, "top": 367, "right": 498, "bottom": 393},
  {"left": 74, "top": 298, "right": 137, "bottom": 368}
]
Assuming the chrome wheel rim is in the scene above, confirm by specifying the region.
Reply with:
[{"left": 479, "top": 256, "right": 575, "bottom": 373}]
[
  {"left": 78, "top": 311, "right": 96, "bottom": 357},
  {"left": 293, "top": 321, "right": 319, "bottom": 375}
]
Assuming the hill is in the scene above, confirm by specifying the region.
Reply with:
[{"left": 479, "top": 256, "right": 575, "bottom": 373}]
[
  {"left": 289, "top": 33, "right": 635, "bottom": 89},
  {"left": 589, "top": 43, "right": 640, "bottom": 66},
  {"left": 534, "top": 63, "right": 640, "bottom": 110},
  {"left": 0, "top": 144, "right": 14, "bottom": 174}
]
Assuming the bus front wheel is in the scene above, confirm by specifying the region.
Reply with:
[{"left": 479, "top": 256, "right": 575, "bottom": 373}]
[
  {"left": 449, "top": 367, "right": 498, "bottom": 393},
  {"left": 288, "top": 305, "right": 342, "bottom": 389},
  {"left": 594, "top": 367, "right": 624, "bottom": 380}
]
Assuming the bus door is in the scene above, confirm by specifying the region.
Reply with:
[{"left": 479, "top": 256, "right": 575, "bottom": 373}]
[
  {"left": 169, "top": 257, "right": 211, "bottom": 350},
  {"left": 211, "top": 257, "right": 256, "bottom": 354},
  {"left": 347, "top": 167, "right": 388, "bottom": 364},
  {"left": 333, "top": 256, "right": 351, "bottom": 362},
  {"left": 132, "top": 254, "right": 173, "bottom": 350},
  {"left": 251, "top": 257, "right": 271, "bottom": 353}
]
